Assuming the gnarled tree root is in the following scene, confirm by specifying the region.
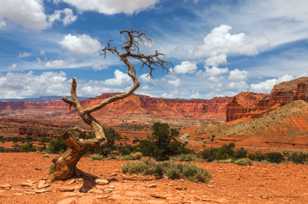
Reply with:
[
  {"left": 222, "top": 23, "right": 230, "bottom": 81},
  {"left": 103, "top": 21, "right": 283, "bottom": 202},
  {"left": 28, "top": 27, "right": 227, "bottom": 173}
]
[{"left": 49, "top": 129, "right": 99, "bottom": 193}]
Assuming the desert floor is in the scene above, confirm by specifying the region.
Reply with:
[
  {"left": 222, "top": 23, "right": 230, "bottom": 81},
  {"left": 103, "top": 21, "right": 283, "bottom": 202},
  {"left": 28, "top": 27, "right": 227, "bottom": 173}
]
[{"left": 0, "top": 153, "right": 308, "bottom": 204}]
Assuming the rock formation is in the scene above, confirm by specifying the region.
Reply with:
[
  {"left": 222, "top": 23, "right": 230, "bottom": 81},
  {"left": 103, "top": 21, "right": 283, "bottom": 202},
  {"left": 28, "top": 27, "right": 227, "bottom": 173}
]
[{"left": 226, "top": 77, "right": 308, "bottom": 121}]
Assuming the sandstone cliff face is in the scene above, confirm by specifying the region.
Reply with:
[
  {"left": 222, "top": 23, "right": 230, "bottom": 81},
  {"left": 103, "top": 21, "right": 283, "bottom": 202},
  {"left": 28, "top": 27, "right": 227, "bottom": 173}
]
[
  {"left": 226, "top": 92, "right": 267, "bottom": 121},
  {"left": 85, "top": 94, "right": 231, "bottom": 120},
  {"left": 226, "top": 77, "right": 308, "bottom": 122},
  {"left": 0, "top": 94, "right": 233, "bottom": 136},
  {"left": 1, "top": 77, "right": 307, "bottom": 138}
]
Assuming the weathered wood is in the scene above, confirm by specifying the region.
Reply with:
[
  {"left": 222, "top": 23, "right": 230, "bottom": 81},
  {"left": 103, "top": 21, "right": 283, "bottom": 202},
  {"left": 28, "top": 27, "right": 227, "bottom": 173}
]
[{"left": 49, "top": 30, "right": 167, "bottom": 192}]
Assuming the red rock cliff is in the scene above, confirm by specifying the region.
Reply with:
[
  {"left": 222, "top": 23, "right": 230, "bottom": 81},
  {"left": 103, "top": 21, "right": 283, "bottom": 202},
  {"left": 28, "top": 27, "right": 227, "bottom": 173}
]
[{"left": 226, "top": 77, "right": 308, "bottom": 121}]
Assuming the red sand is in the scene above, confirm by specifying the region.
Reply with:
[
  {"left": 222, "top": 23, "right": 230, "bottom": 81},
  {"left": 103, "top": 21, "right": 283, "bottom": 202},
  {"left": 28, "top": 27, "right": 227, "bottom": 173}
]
[{"left": 0, "top": 153, "right": 308, "bottom": 203}]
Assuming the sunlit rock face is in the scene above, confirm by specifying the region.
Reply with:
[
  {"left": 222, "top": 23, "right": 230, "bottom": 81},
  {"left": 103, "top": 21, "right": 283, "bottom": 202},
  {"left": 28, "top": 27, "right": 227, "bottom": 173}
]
[
  {"left": 226, "top": 77, "right": 308, "bottom": 122},
  {"left": 0, "top": 93, "right": 233, "bottom": 137}
]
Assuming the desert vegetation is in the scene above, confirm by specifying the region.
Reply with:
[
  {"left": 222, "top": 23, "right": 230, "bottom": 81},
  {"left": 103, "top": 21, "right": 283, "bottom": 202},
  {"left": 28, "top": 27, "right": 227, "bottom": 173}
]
[
  {"left": 122, "top": 159, "right": 211, "bottom": 183},
  {"left": 1, "top": 126, "right": 308, "bottom": 166},
  {"left": 38, "top": 30, "right": 173, "bottom": 193}
]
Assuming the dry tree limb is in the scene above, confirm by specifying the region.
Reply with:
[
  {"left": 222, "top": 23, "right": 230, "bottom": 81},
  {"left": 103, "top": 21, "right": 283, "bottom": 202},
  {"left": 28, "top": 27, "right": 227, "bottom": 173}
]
[{"left": 50, "top": 30, "right": 168, "bottom": 192}]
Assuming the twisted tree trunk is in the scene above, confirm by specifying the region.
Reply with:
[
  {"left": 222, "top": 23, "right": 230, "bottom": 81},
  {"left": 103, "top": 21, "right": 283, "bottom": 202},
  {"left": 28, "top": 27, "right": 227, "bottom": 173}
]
[{"left": 49, "top": 30, "right": 167, "bottom": 192}]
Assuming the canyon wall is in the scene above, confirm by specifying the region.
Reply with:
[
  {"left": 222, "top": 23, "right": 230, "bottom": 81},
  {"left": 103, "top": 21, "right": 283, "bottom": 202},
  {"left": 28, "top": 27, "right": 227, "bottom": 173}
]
[
  {"left": 0, "top": 94, "right": 233, "bottom": 136},
  {"left": 226, "top": 77, "right": 308, "bottom": 121}
]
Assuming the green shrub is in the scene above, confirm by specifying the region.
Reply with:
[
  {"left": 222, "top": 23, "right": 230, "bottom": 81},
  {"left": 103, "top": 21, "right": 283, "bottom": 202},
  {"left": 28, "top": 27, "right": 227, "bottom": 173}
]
[
  {"left": 287, "top": 152, "right": 307, "bottom": 164},
  {"left": 38, "top": 137, "right": 51, "bottom": 143},
  {"left": 20, "top": 142, "right": 36, "bottom": 152},
  {"left": 137, "top": 122, "right": 189, "bottom": 161},
  {"left": 49, "top": 163, "right": 56, "bottom": 174},
  {"left": 93, "top": 127, "right": 120, "bottom": 156},
  {"left": 201, "top": 143, "right": 236, "bottom": 161},
  {"left": 248, "top": 152, "right": 266, "bottom": 161},
  {"left": 201, "top": 148, "right": 218, "bottom": 162},
  {"left": 264, "top": 152, "right": 284, "bottom": 163},
  {"left": 122, "top": 160, "right": 211, "bottom": 183},
  {"left": 91, "top": 154, "right": 105, "bottom": 160},
  {"left": 25, "top": 136, "right": 33, "bottom": 142},
  {"left": 165, "top": 166, "right": 181, "bottom": 179},
  {"left": 130, "top": 152, "right": 143, "bottom": 160},
  {"left": 234, "top": 148, "right": 247, "bottom": 159},
  {"left": 46, "top": 138, "right": 66, "bottom": 153},
  {"left": 121, "top": 152, "right": 143, "bottom": 160},
  {"left": 172, "top": 153, "right": 198, "bottom": 161},
  {"left": 105, "top": 128, "right": 120, "bottom": 146},
  {"left": 216, "top": 159, "right": 233, "bottom": 163},
  {"left": 119, "top": 145, "right": 135, "bottom": 155},
  {"left": 122, "top": 161, "right": 150, "bottom": 174},
  {"left": 0, "top": 146, "right": 5, "bottom": 152},
  {"left": 121, "top": 154, "right": 134, "bottom": 160}
]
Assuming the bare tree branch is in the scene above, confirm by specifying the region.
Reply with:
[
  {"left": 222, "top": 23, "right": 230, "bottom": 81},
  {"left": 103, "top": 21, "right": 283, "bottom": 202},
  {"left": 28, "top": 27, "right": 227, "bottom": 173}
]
[
  {"left": 52, "top": 30, "right": 167, "bottom": 184},
  {"left": 81, "top": 30, "right": 167, "bottom": 113}
]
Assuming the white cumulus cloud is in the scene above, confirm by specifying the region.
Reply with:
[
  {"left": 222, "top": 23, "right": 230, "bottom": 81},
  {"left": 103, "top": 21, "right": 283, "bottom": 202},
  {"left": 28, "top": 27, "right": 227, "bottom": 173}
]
[
  {"left": 18, "top": 52, "right": 32, "bottom": 58},
  {"left": 205, "top": 54, "right": 227, "bottom": 66},
  {"left": 0, "top": 72, "right": 68, "bottom": 98},
  {"left": 59, "top": 34, "right": 102, "bottom": 54},
  {"left": 0, "top": 71, "right": 130, "bottom": 98},
  {"left": 196, "top": 25, "right": 258, "bottom": 59},
  {"left": 0, "top": 0, "right": 48, "bottom": 30},
  {"left": 168, "top": 78, "right": 181, "bottom": 87},
  {"left": 48, "top": 8, "right": 77, "bottom": 26},
  {"left": 250, "top": 74, "right": 294, "bottom": 93},
  {"left": 61, "top": 0, "right": 159, "bottom": 15},
  {"left": 205, "top": 66, "right": 228, "bottom": 79},
  {"left": 45, "top": 59, "right": 67, "bottom": 68},
  {"left": 173, "top": 61, "right": 197, "bottom": 74},
  {"left": 104, "top": 70, "right": 130, "bottom": 86},
  {"left": 228, "top": 69, "right": 248, "bottom": 81}
]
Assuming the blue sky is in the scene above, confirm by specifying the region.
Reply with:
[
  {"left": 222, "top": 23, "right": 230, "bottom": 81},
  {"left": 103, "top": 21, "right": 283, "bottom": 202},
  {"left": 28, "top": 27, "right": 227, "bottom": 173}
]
[{"left": 0, "top": 0, "right": 307, "bottom": 99}]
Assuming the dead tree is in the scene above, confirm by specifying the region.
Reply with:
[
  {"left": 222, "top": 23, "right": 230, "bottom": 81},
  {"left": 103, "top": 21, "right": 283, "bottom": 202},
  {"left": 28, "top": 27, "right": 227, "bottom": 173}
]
[{"left": 50, "top": 30, "right": 167, "bottom": 191}]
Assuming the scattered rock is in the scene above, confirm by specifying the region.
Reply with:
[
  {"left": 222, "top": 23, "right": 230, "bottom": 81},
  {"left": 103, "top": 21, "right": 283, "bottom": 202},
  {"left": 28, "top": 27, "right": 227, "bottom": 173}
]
[
  {"left": 21, "top": 182, "right": 33, "bottom": 187},
  {"left": 58, "top": 186, "right": 76, "bottom": 192},
  {"left": 66, "top": 179, "right": 76, "bottom": 185},
  {"left": 13, "top": 193, "right": 23, "bottom": 196},
  {"left": 35, "top": 167, "right": 42, "bottom": 171},
  {"left": 150, "top": 193, "right": 167, "bottom": 199},
  {"left": 96, "top": 195, "right": 109, "bottom": 199},
  {"left": 110, "top": 173, "right": 118, "bottom": 177},
  {"left": 104, "top": 188, "right": 113, "bottom": 193},
  {"left": 260, "top": 195, "right": 269, "bottom": 199},
  {"left": 175, "top": 186, "right": 187, "bottom": 191},
  {"left": 107, "top": 176, "right": 119, "bottom": 182},
  {"left": 35, "top": 188, "right": 50, "bottom": 194},
  {"left": 21, "top": 180, "right": 35, "bottom": 187},
  {"left": 37, "top": 180, "right": 50, "bottom": 189},
  {"left": 24, "top": 191, "right": 36, "bottom": 195},
  {"left": 207, "top": 184, "right": 214, "bottom": 188},
  {"left": 147, "top": 184, "right": 157, "bottom": 188},
  {"left": 0, "top": 184, "right": 11, "bottom": 190},
  {"left": 95, "top": 179, "right": 109, "bottom": 185},
  {"left": 89, "top": 188, "right": 104, "bottom": 194}
]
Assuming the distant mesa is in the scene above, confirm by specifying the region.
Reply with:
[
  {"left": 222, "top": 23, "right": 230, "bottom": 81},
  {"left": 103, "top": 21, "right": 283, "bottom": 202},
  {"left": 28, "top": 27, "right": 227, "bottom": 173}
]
[
  {"left": 226, "top": 77, "right": 308, "bottom": 122},
  {"left": 0, "top": 76, "right": 307, "bottom": 139}
]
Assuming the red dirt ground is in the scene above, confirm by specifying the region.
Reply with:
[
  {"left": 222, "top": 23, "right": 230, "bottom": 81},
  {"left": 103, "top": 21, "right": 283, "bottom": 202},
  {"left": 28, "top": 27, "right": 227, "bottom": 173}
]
[{"left": 0, "top": 153, "right": 308, "bottom": 204}]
